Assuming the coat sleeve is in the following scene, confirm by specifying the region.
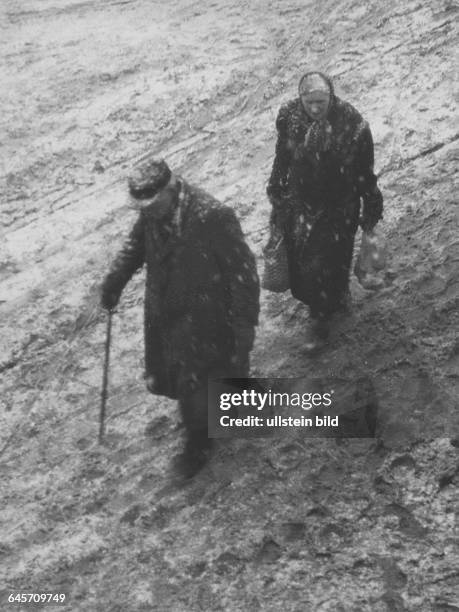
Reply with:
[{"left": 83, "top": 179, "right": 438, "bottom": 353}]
[
  {"left": 207, "top": 207, "right": 260, "bottom": 349},
  {"left": 355, "top": 124, "right": 384, "bottom": 229},
  {"left": 267, "top": 104, "right": 291, "bottom": 207},
  {"left": 101, "top": 213, "right": 145, "bottom": 301}
]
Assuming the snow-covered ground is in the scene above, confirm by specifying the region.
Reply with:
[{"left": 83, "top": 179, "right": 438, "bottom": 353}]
[{"left": 1, "top": 0, "right": 458, "bottom": 610}]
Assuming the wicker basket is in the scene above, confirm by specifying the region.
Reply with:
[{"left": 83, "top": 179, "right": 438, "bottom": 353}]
[{"left": 261, "top": 227, "right": 289, "bottom": 293}]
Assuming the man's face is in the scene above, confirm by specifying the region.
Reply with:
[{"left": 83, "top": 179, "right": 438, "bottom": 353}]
[
  {"left": 129, "top": 183, "right": 178, "bottom": 220},
  {"left": 300, "top": 90, "right": 330, "bottom": 121}
]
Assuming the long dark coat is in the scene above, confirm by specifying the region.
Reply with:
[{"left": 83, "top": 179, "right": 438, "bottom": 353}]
[
  {"left": 103, "top": 180, "right": 260, "bottom": 400},
  {"left": 267, "top": 78, "right": 383, "bottom": 318}
]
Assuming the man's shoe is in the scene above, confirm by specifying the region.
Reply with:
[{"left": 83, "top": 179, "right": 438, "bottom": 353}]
[{"left": 174, "top": 432, "right": 212, "bottom": 479}]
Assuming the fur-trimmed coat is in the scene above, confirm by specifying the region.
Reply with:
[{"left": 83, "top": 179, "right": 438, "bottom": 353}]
[{"left": 102, "top": 180, "right": 260, "bottom": 399}]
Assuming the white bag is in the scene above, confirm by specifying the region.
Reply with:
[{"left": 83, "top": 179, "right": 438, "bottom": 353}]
[{"left": 354, "top": 229, "right": 386, "bottom": 289}]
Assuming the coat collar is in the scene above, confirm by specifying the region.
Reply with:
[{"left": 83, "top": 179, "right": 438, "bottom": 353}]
[{"left": 172, "top": 179, "right": 186, "bottom": 238}]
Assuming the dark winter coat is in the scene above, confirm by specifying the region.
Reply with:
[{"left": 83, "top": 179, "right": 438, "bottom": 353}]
[
  {"left": 103, "top": 180, "right": 260, "bottom": 400},
  {"left": 267, "top": 81, "right": 383, "bottom": 317}
]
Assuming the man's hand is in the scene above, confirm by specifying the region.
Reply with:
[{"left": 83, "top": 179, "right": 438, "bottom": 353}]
[{"left": 100, "top": 282, "right": 120, "bottom": 311}]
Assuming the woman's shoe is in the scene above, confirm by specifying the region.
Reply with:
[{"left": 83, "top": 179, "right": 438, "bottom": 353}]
[{"left": 304, "top": 318, "right": 330, "bottom": 353}]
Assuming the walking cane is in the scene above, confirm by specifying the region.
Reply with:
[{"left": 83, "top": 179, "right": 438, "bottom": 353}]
[{"left": 99, "top": 309, "right": 113, "bottom": 443}]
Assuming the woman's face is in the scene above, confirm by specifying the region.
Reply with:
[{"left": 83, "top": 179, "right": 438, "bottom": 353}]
[{"left": 300, "top": 90, "right": 330, "bottom": 121}]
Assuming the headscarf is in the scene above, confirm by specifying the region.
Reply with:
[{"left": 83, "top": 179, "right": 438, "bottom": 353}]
[
  {"left": 298, "top": 72, "right": 333, "bottom": 154},
  {"left": 298, "top": 72, "right": 331, "bottom": 97}
]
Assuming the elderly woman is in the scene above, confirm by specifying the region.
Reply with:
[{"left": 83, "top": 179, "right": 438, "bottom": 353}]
[{"left": 267, "top": 71, "right": 383, "bottom": 350}]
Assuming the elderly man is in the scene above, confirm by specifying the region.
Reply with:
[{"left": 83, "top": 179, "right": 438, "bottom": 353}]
[
  {"left": 101, "top": 159, "right": 259, "bottom": 477},
  {"left": 267, "top": 71, "right": 384, "bottom": 351}
]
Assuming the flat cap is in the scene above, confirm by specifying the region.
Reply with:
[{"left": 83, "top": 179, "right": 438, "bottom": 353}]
[{"left": 128, "top": 158, "right": 171, "bottom": 199}]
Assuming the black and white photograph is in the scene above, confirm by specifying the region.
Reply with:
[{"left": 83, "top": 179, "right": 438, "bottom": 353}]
[{"left": 1, "top": 0, "right": 458, "bottom": 610}]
